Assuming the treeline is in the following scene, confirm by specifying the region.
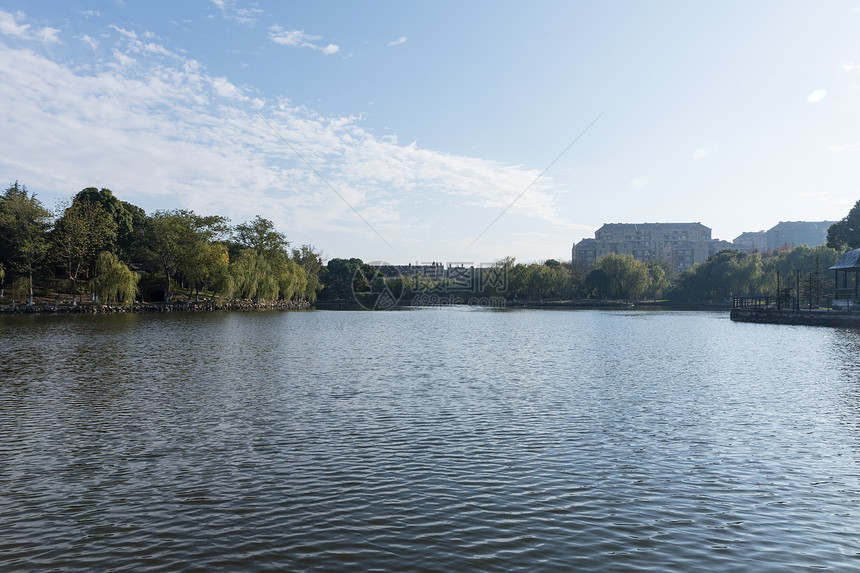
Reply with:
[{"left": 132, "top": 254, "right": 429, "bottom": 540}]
[
  {"left": 0, "top": 182, "right": 322, "bottom": 306},
  {"left": 493, "top": 246, "right": 841, "bottom": 304},
  {"left": 2, "top": 181, "right": 854, "bottom": 308},
  {"left": 317, "top": 248, "right": 840, "bottom": 307}
]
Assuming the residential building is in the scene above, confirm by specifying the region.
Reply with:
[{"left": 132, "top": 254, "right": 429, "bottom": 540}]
[
  {"left": 572, "top": 222, "right": 732, "bottom": 272},
  {"left": 733, "top": 231, "right": 766, "bottom": 253},
  {"left": 765, "top": 221, "right": 834, "bottom": 251},
  {"left": 732, "top": 221, "right": 835, "bottom": 253}
]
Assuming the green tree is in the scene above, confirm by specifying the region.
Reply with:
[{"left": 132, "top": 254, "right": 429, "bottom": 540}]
[
  {"left": 233, "top": 216, "right": 288, "bottom": 256},
  {"left": 584, "top": 268, "right": 610, "bottom": 298},
  {"left": 231, "top": 249, "right": 277, "bottom": 301},
  {"left": 178, "top": 214, "right": 230, "bottom": 302},
  {"left": 229, "top": 216, "right": 307, "bottom": 303},
  {"left": 292, "top": 245, "right": 324, "bottom": 302},
  {"left": 143, "top": 210, "right": 195, "bottom": 302},
  {"left": 672, "top": 250, "right": 764, "bottom": 302},
  {"left": 827, "top": 200, "right": 860, "bottom": 250},
  {"left": 0, "top": 182, "right": 52, "bottom": 305},
  {"left": 52, "top": 198, "right": 116, "bottom": 303},
  {"left": 760, "top": 244, "right": 838, "bottom": 306},
  {"left": 93, "top": 251, "right": 139, "bottom": 306},
  {"left": 72, "top": 188, "right": 141, "bottom": 258},
  {"left": 118, "top": 200, "right": 147, "bottom": 262},
  {"left": 594, "top": 253, "right": 650, "bottom": 299},
  {"left": 645, "top": 259, "right": 672, "bottom": 300},
  {"left": 325, "top": 258, "right": 365, "bottom": 299},
  {"left": 143, "top": 209, "right": 230, "bottom": 302}
]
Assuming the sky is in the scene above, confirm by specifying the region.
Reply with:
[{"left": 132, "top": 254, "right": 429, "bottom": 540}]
[{"left": 1, "top": 1, "right": 859, "bottom": 265}]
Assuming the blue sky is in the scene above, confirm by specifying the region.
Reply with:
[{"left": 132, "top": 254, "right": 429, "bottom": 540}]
[{"left": 1, "top": 1, "right": 859, "bottom": 265}]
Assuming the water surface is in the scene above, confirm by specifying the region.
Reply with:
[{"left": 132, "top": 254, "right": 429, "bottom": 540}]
[{"left": 2, "top": 308, "right": 860, "bottom": 571}]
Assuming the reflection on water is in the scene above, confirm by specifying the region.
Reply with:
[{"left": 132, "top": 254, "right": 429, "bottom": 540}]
[{"left": 2, "top": 309, "right": 860, "bottom": 571}]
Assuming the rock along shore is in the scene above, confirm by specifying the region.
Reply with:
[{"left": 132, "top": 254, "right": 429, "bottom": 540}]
[
  {"left": 0, "top": 299, "right": 311, "bottom": 314},
  {"left": 730, "top": 307, "right": 860, "bottom": 328}
]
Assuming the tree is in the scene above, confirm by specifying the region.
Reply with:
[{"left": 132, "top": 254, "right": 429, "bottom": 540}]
[
  {"left": 672, "top": 250, "right": 764, "bottom": 302},
  {"left": 325, "top": 258, "right": 365, "bottom": 299},
  {"left": 143, "top": 210, "right": 195, "bottom": 302},
  {"left": 292, "top": 245, "right": 324, "bottom": 302},
  {"left": 0, "top": 182, "right": 52, "bottom": 305},
  {"left": 178, "top": 214, "right": 230, "bottom": 301},
  {"left": 118, "top": 200, "right": 147, "bottom": 262},
  {"left": 231, "top": 249, "right": 274, "bottom": 301},
  {"left": 189, "top": 242, "right": 233, "bottom": 301},
  {"left": 827, "top": 200, "right": 860, "bottom": 250},
  {"left": 233, "top": 216, "right": 288, "bottom": 256},
  {"left": 760, "top": 244, "right": 838, "bottom": 305},
  {"left": 144, "top": 209, "right": 229, "bottom": 302},
  {"left": 584, "top": 268, "right": 610, "bottom": 298},
  {"left": 72, "top": 188, "right": 132, "bottom": 254},
  {"left": 93, "top": 251, "right": 139, "bottom": 306},
  {"left": 593, "top": 253, "right": 650, "bottom": 299},
  {"left": 645, "top": 259, "right": 672, "bottom": 300},
  {"left": 52, "top": 198, "right": 116, "bottom": 303},
  {"left": 228, "top": 216, "right": 309, "bottom": 303}
]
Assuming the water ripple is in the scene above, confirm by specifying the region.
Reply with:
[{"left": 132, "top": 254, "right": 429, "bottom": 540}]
[{"left": 2, "top": 310, "right": 860, "bottom": 570}]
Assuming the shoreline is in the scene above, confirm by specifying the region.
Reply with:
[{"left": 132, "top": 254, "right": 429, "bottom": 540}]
[
  {"left": 0, "top": 298, "right": 732, "bottom": 314},
  {"left": 0, "top": 299, "right": 311, "bottom": 314},
  {"left": 730, "top": 307, "right": 860, "bottom": 328}
]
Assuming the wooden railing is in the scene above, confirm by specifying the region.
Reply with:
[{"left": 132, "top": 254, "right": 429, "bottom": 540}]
[{"left": 732, "top": 296, "right": 771, "bottom": 309}]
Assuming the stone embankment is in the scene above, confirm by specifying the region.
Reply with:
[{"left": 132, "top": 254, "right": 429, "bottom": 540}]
[
  {"left": 0, "top": 299, "right": 311, "bottom": 314},
  {"left": 730, "top": 308, "right": 860, "bottom": 328}
]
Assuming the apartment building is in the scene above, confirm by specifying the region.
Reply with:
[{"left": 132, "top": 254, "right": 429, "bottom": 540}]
[
  {"left": 572, "top": 222, "right": 732, "bottom": 272},
  {"left": 732, "top": 221, "right": 835, "bottom": 253}
]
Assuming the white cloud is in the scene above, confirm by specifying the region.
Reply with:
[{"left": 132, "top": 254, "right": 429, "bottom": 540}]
[
  {"left": 387, "top": 36, "right": 407, "bottom": 47},
  {"left": 807, "top": 89, "right": 827, "bottom": 103},
  {"left": 210, "top": 0, "right": 261, "bottom": 26},
  {"left": 829, "top": 142, "right": 860, "bottom": 153},
  {"left": 0, "top": 10, "right": 31, "bottom": 37},
  {"left": 211, "top": 76, "right": 246, "bottom": 100},
  {"left": 0, "top": 10, "right": 61, "bottom": 43},
  {"left": 80, "top": 34, "right": 99, "bottom": 50},
  {"left": 0, "top": 16, "right": 569, "bottom": 261},
  {"left": 269, "top": 26, "right": 339, "bottom": 55},
  {"left": 112, "top": 49, "right": 136, "bottom": 67},
  {"left": 693, "top": 148, "right": 708, "bottom": 160},
  {"left": 631, "top": 176, "right": 648, "bottom": 189}
]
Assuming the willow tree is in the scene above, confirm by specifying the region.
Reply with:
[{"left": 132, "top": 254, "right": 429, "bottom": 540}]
[
  {"left": 230, "top": 248, "right": 307, "bottom": 303},
  {"left": 93, "top": 251, "right": 139, "bottom": 306},
  {"left": 594, "top": 253, "right": 650, "bottom": 300},
  {"left": 292, "top": 244, "right": 323, "bottom": 302},
  {"left": 229, "top": 217, "right": 309, "bottom": 303},
  {"left": 231, "top": 249, "right": 277, "bottom": 301}
]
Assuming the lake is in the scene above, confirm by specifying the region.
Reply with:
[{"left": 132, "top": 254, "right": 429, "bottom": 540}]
[{"left": 2, "top": 308, "right": 860, "bottom": 571}]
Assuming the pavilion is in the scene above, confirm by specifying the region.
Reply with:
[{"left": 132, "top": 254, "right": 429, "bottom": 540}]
[{"left": 829, "top": 248, "right": 860, "bottom": 302}]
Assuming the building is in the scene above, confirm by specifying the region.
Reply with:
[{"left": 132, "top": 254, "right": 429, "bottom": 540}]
[
  {"left": 732, "top": 231, "right": 766, "bottom": 253},
  {"left": 765, "top": 221, "right": 834, "bottom": 251},
  {"left": 572, "top": 222, "right": 733, "bottom": 272},
  {"left": 732, "top": 221, "right": 835, "bottom": 253}
]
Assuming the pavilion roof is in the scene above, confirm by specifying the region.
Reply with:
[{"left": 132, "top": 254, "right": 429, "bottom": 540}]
[{"left": 829, "top": 248, "right": 860, "bottom": 271}]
